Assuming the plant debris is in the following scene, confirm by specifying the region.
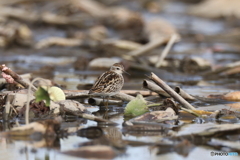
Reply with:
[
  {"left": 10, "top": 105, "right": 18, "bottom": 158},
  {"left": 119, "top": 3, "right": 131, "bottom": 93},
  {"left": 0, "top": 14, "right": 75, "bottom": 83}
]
[{"left": 1, "top": 0, "right": 240, "bottom": 159}]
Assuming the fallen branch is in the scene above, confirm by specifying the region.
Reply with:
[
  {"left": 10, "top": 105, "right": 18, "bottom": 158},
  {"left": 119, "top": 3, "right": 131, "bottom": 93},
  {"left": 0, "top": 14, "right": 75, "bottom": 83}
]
[
  {"left": 64, "top": 89, "right": 151, "bottom": 100},
  {"left": 64, "top": 90, "right": 90, "bottom": 99},
  {"left": 150, "top": 73, "right": 196, "bottom": 110},
  {"left": 113, "top": 92, "right": 135, "bottom": 102},
  {"left": 88, "top": 98, "right": 122, "bottom": 106}
]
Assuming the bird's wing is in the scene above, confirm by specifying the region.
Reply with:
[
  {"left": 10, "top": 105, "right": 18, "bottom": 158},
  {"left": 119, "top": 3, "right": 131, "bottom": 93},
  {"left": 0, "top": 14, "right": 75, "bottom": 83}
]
[{"left": 89, "top": 71, "right": 122, "bottom": 93}]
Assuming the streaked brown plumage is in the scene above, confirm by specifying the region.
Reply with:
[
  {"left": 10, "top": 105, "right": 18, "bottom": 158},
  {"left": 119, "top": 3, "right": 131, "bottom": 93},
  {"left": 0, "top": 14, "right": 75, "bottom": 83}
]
[{"left": 89, "top": 63, "right": 125, "bottom": 98}]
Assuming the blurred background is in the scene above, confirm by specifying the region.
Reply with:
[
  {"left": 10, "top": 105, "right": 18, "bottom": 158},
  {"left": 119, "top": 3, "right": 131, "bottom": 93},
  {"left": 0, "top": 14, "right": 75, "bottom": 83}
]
[{"left": 1, "top": 0, "right": 240, "bottom": 91}]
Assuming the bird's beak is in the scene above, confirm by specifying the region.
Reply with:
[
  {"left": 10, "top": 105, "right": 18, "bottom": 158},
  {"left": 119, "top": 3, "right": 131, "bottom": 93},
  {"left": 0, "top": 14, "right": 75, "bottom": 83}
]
[{"left": 123, "top": 70, "right": 130, "bottom": 75}]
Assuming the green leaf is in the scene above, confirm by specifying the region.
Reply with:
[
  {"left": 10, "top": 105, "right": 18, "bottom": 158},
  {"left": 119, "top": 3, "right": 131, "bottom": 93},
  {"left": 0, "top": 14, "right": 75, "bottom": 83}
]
[
  {"left": 124, "top": 94, "right": 149, "bottom": 117},
  {"left": 35, "top": 87, "right": 51, "bottom": 106}
]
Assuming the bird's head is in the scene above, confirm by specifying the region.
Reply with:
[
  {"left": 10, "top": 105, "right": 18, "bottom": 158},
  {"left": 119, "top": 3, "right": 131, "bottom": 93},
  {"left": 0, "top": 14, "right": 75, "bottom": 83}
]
[{"left": 110, "top": 63, "right": 125, "bottom": 74}]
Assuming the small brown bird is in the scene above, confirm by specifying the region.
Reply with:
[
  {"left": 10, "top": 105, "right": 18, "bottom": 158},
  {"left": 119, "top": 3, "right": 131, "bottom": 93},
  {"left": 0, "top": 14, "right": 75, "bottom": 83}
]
[{"left": 89, "top": 63, "right": 126, "bottom": 104}]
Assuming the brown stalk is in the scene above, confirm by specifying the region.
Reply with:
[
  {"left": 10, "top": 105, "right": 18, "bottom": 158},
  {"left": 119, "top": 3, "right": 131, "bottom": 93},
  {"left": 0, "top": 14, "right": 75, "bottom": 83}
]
[
  {"left": 88, "top": 98, "right": 122, "bottom": 106},
  {"left": 143, "top": 79, "right": 170, "bottom": 97},
  {"left": 174, "top": 86, "right": 196, "bottom": 101},
  {"left": 150, "top": 72, "right": 196, "bottom": 110},
  {"left": 155, "top": 34, "right": 178, "bottom": 68},
  {"left": 0, "top": 64, "right": 29, "bottom": 88},
  {"left": 128, "top": 37, "right": 166, "bottom": 57},
  {"left": 113, "top": 92, "right": 135, "bottom": 102}
]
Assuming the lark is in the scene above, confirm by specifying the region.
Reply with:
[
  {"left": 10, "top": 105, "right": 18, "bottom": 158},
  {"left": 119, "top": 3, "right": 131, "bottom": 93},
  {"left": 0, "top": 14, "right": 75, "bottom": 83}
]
[{"left": 89, "top": 63, "right": 126, "bottom": 104}]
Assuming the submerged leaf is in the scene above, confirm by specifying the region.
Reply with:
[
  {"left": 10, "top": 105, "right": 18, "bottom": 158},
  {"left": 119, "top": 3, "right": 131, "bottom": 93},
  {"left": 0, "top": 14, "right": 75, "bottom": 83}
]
[
  {"left": 35, "top": 87, "right": 51, "bottom": 106},
  {"left": 124, "top": 94, "right": 149, "bottom": 117}
]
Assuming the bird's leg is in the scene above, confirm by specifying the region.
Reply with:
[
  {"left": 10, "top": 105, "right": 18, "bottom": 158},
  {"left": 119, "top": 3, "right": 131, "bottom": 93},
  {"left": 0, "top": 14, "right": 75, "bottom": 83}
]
[
  {"left": 102, "top": 96, "right": 109, "bottom": 109},
  {"left": 106, "top": 96, "right": 109, "bottom": 109},
  {"left": 103, "top": 96, "right": 109, "bottom": 119},
  {"left": 103, "top": 96, "right": 109, "bottom": 109},
  {"left": 103, "top": 96, "right": 106, "bottom": 106}
]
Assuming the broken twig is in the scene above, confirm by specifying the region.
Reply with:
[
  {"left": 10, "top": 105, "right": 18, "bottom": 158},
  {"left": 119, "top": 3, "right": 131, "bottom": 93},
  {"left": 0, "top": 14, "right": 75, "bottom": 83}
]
[
  {"left": 150, "top": 73, "right": 196, "bottom": 110},
  {"left": 88, "top": 98, "right": 122, "bottom": 106},
  {"left": 174, "top": 86, "right": 196, "bottom": 101},
  {"left": 143, "top": 79, "right": 170, "bottom": 97},
  {"left": 0, "top": 64, "right": 30, "bottom": 88}
]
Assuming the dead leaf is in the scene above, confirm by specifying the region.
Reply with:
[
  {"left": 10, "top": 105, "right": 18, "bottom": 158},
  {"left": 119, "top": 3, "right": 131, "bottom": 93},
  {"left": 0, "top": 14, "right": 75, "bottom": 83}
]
[
  {"left": 222, "top": 91, "right": 240, "bottom": 101},
  {"left": 130, "top": 107, "right": 178, "bottom": 123}
]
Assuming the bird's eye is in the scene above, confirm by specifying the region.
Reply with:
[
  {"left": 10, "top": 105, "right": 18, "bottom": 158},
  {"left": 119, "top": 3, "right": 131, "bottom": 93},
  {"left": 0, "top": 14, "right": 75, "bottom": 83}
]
[{"left": 117, "top": 67, "right": 120, "bottom": 70}]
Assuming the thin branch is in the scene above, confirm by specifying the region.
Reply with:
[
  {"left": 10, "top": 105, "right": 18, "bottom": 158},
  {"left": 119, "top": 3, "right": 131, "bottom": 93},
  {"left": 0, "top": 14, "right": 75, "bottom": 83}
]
[
  {"left": 25, "top": 77, "right": 50, "bottom": 124},
  {"left": 146, "top": 103, "right": 163, "bottom": 108},
  {"left": 128, "top": 37, "right": 166, "bottom": 57},
  {"left": 180, "top": 107, "right": 200, "bottom": 117},
  {"left": 3, "top": 96, "right": 11, "bottom": 122},
  {"left": 155, "top": 34, "right": 178, "bottom": 68}
]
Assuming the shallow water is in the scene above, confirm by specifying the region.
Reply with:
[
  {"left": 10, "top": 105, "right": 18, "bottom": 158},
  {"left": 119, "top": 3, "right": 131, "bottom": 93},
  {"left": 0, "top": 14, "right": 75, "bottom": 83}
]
[{"left": 1, "top": 0, "right": 240, "bottom": 160}]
